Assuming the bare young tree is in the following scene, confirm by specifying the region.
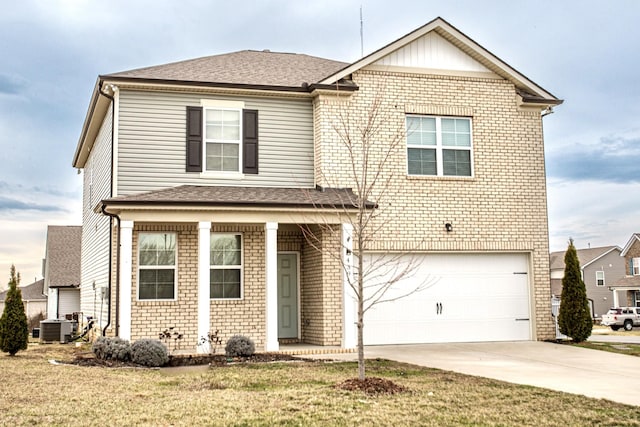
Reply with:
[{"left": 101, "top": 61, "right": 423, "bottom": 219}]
[{"left": 301, "top": 88, "right": 436, "bottom": 381}]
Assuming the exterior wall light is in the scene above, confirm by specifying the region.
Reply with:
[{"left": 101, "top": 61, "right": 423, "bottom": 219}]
[{"left": 445, "top": 223, "right": 453, "bottom": 232}]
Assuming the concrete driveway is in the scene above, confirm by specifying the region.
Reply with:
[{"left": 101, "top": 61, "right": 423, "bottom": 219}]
[{"left": 316, "top": 342, "right": 640, "bottom": 406}]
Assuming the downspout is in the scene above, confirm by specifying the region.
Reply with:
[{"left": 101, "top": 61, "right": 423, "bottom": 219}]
[{"left": 98, "top": 83, "right": 119, "bottom": 336}]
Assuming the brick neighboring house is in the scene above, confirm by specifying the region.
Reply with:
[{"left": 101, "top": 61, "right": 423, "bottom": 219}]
[
  {"left": 549, "top": 246, "right": 625, "bottom": 319},
  {"left": 44, "top": 225, "right": 82, "bottom": 320},
  {"left": 609, "top": 233, "right": 640, "bottom": 308},
  {"left": 0, "top": 279, "right": 47, "bottom": 321},
  {"left": 72, "top": 17, "right": 561, "bottom": 352}
]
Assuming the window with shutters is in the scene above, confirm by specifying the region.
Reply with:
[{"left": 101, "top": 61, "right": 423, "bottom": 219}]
[
  {"left": 406, "top": 115, "right": 473, "bottom": 177},
  {"left": 186, "top": 102, "right": 258, "bottom": 175},
  {"left": 205, "top": 108, "right": 242, "bottom": 172}
]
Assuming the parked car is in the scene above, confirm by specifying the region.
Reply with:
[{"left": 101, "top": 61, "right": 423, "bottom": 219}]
[{"left": 601, "top": 307, "right": 640, "bottom": 331}]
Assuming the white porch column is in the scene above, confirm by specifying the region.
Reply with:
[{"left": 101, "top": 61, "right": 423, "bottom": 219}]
[
  {"left": 342, "top": 223, "right": 357, "bottom": 348},
  {"left": 197, "top": 221, "right": 211, "bottom": 353},
  {"left": 119, "top": 220, "right": 134, "bottom": 340},
  {"left": 612, "top": 289, "right": 619, "bottom": 308},
  {"left": 265, "top": 222, "right": 279, "bottom": 352}
]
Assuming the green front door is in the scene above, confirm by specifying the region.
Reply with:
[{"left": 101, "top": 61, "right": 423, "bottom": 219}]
[{"left": 277, "top": 253, "right": 298, "bottom": 339}]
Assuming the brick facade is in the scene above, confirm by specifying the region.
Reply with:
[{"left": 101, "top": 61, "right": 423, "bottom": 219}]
[{"left": 313, "top": 69, "right": 555, "bottom": 340}]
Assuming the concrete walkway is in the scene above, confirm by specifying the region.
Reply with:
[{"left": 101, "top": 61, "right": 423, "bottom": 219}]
[{"left": 309, "top": 341, "right": 640, "bottom": 406}]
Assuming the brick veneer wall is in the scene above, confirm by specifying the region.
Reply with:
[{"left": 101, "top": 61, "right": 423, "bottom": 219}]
[
  {"left": 127, "top": 224, "right": 270, "bottom": 351},
  {"left": 313, "top": 70, "right": 555, "bottom": 340},
  {"left": 301, "top": 225, "right": 343, "bottom": 345}
]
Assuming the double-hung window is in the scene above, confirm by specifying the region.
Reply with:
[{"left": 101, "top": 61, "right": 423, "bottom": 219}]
[
  {"left": 595, "top": 271, "right": 605, "bottom": 286},
  {"left": 406, "top": 115, "right": 472, "bottom": 177},
  {"left": 138, "top": 233, "right": 177, "bottom": 300},
  {"left": 210, "top": 233, "right": 243, "bottom": 299},
  {"left": 205, "top": 108, "right": 241, "bottom": 172},
  {"left": 633, "top": 258, "right": 640, "bottom": 276}
]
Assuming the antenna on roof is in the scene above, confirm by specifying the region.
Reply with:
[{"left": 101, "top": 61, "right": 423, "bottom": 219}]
[{"left": 360, "top": 5, "right": 364, "bottom": 58}]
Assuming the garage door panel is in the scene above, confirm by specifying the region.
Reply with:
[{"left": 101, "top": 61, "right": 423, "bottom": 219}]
[{"left": 363, "top": 253, "right": 531, "bottom": 345}]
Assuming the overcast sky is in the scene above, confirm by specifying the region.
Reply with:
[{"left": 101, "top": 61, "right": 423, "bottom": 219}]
[{"left": 1, "top": 0, "right": 639, "bottom": 285}]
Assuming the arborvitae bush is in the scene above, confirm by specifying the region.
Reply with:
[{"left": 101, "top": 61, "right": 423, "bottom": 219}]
[
  {"left": 0, "top": 265, "right": 28, "bottom": 356},
  {"left": 558, "top": 239, "right": 593, "bottom": 342},
  {"left": 225, "top": 335, "right": 255, "bottom": 357},
  {"left": 92, "top": 336, "right": 131, "bottom": 361},
  {"left": 131, "top": 339, "right": 169, "bottom": 367}
]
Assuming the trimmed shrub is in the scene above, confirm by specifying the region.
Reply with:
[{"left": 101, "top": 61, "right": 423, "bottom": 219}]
[
  {"left": 92, "top": 336, "right": 131, "bottom": 361},
  {"left": 131, "top": 339, "right": 169, "bottom": 367},
  {"left": 225, "top": 335, "right": 255, "bottom": 357}
]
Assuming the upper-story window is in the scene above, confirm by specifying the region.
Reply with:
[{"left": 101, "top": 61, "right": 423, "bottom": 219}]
[
  {"left": 205, "top": 108, "right": 241, "bottom": 172},
  {"left": 406, "top": 115, "right": 473, "bottom": 177},
  {"left": 633, "top": 258, "right": 640, "bottom": 275},
  {"left": 138, "top": 233, "right": 177, "bottom": 300},
  {"left": 186, "top": 104, "right": 258, "bottom": 175},
  {"left": 596, "top": 270, "right": 605, "bottom": 286}
]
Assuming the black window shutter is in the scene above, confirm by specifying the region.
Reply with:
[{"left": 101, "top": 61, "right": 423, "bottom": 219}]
[
  {"left": 243, "top": 109, "right": 259, "bottom": 174},
  {"left": 186, "top": 106, "right": 203, "bottom": 172}
]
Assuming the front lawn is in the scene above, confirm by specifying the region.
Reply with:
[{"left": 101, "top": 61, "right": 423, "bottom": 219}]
[{"left": 1, "top": 344, "right": 639, "bottom": 426}]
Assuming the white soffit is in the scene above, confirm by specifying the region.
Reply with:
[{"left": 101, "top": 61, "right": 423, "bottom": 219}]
[{"left": 372, "top": 31, "right": 491, "bottom": 73}]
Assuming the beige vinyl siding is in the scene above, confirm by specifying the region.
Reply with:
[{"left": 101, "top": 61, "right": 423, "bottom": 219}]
[
  {"left": 81, "top": 106, "right": 113, "bottom": 325},
  {"left": 117, "top": 91, "right": 314, "bottom": 195}
]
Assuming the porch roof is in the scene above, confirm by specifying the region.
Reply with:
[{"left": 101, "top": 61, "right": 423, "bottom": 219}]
[
  {"left": 98, "top": 185, "right": 375, "bottom": 213},
  {"left": 609, "top": 275, "right": 640, "bottom": 289}
]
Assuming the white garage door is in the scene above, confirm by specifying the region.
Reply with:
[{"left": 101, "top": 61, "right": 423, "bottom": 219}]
[{"left": 363, "top": 253, "right": 531, "bottom": 345}]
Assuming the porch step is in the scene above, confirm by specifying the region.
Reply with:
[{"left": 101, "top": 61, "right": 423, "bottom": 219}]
[{"left": 276, "top": 346, "right": 357, "bottom": 356}]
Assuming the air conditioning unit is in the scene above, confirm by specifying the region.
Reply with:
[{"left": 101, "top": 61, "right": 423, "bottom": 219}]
[{"left": 40, "top": 320, "right": 75, "bottom": 343}]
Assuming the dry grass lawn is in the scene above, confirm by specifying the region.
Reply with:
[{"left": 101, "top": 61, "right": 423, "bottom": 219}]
[{"left": 1, "top": 343, "right": 639, "bottom": 426}]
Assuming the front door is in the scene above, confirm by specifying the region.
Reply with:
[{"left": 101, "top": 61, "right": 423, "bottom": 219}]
[{"left": 277, "top": 253, "right": 299, "bottom": 339}]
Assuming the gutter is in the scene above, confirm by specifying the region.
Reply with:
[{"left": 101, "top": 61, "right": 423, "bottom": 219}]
[{"left": 98, "top": 83, "right": 118, "bottom": 337}]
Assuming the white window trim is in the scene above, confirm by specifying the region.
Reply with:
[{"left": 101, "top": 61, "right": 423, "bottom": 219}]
[
  {"left": 633, "top": 258, "right": 640, "bottom": 276},
  {"left": 201, "top": 99, "right": 245, "bottom": 175},
  {"left": 406, "top": 115, "right": 474, "bottom": 178},
  {"left": 137, "top": 232, "right": 178, "bottom": 301},
  {"left": 210, "top": 232, "right": 244, "bottom": 300},
  {"left": 595, "top": 270, "right": 605, "bottom": 287}
]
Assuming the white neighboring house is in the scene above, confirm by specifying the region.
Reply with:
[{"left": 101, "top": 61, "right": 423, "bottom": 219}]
[
  {"left": 43, "top": 226, "right": 82, "bottom": 319},
  {"left": 0, "top": 279, "right": 47, "bottom": 320}
]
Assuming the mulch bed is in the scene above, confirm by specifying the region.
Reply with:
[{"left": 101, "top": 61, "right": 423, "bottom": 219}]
[
  {"left": 70, "top": 351, "right": 318, "bottom": 368},
  {"left": 336, "top": 377, "right": 409, "bottom": 395}
]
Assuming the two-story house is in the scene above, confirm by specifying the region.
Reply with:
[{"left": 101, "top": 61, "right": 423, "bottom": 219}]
[
  {"left": 72, "top": 18, "right": 562, "bottom": 352},
  {"left": 549, "top": 245, "right": 625, "bottom": 319},
  {"left": 609, "top": 233, "right": 640, "bottom": 308}
]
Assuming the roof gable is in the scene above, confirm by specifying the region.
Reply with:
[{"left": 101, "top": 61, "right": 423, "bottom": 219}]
[
  {"left": 371, "top": 31, "right": 491, "bottom": 74},
  {"left": 549, "top": 245, "right": 621, "bottom": 270},
  {"left": 621, "top": 233, "right": 640, "bottom": 256},
  {"left": 321, "top": 17, "right": 561, "bottom": 104}
]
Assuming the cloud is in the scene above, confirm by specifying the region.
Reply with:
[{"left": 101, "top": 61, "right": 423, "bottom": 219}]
[
  {"left": 547, "top": 135, "right": 640, "bottom": 183},
  {"left": 0, "top": 196, "right": 64, "bottom": 213},
  {"left": 0, "top": 73, "right": 26, "bottom": 96}
]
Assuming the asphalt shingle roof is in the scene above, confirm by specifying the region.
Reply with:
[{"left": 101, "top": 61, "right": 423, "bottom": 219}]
[
  {"left": 549, "top": 246, "right": 619, "bottom": 271},
  {"left": 102, "top": 185, "right": 374, "bottom": 209},
  {"left": 0, "top": 279, "right": 45, "bottom": 302},
  {"left": 104, "top": 50, "right": 350, "bottom": 89},
  {"left": 45, "top": 226, "right": 81, "bottom": 288}
]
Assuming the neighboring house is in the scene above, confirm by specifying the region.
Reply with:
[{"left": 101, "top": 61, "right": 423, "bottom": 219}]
[
  {"left": 610, "top": 233, "right": 640, "bottom": 308},
  {"left": 549, "top": 246, "right": 625, "bottom": 319},
  {"left": 43, "top": 225, "right": 82, "bottom": 319},
  {"left": 72, "top": 17, "right": 562, "bottom": 352},
  {"left": 0, "top": 279, "right": 47, "bottom": 320}
]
